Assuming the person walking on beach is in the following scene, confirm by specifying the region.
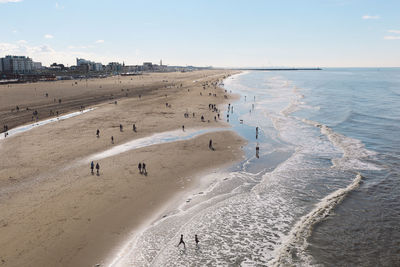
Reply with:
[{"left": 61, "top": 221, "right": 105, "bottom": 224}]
[
  {"left": 91, "top": 161, "right": 94, "bottom": 174},
  {"left": 142, "top": 163, "right": 147, "bottom": 175},
  {"left": 195, "top": 234, "right": 199, "bottom": 248},
  {"left": 120, "top": 124, "right": 123, "bottom": 132},
  {"left": 256, "top": 143, "right": 260, "bottom": 158},
  {"left": 96, "top": 129, "right": 100, "bottom": 138},
  {"left": 182, "top": 125, "right": 185, "bottom": 131},
  {"left": 133, "top": 124, "right": 136, "bottom": 132},
  {"left": 177, "top": 234, "right": 186, "bottom": 249},
  {"left": 209, "top": 139, "right": 213, "bottom": 150},
  {"left": 111, "top": 136, "right": 114, "bottom": 144},
  {"left": 96, "top": 163, "right": 100, "bottom": 175},
  {"left": 138, "top": 163, "right": 142, "bottom": 174}
]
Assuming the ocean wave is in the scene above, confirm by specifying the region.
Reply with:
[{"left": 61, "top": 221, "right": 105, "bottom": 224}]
[
  {"left": 301, "top": 118, "right": 381, "bottom": 171},
  {"left": 269, "top": 173, "right": 363, "bottom": 266}
]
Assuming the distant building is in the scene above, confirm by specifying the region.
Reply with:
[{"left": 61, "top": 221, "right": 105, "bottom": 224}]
[
  {"left": 93, "top": 63, "right": 103, "bottom": 72},
  {"left": 0, "top": 58, "right": 3, "bottom": 73},
  {"left": 107, "top": 62, "right": 122, "bottom": 72},
  {"left": 33, "top": 62, "right": 43, "bottom": 70},
  {"left": 76, "top": 58, "right": 91, "bottom": 66},
  {"left": 143, "top": 62, "right": 153, "bottom": 71},
  {"left": 76, "top": 58, "right": 103, "bottom": 72},
  {"left": 1, "top": 55, "right": 34, "bottom": 74}
]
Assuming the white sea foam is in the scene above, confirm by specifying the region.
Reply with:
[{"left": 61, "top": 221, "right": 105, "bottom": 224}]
[
  {"left": 269, "top": 173, "right": 363, "bottom": 266},
  {"left": 301, "top": 118, "right": 381, "bottom": 170},
  {"left": 108, "top": 71, "right": 382, "bottom": 267}
]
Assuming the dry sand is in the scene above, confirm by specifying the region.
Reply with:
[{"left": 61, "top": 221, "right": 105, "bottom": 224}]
[{"left": 0, "top": 70, "right": 245, "bottom": 266}]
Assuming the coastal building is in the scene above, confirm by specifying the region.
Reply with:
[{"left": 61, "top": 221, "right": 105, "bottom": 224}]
[
  {"left": 107, "top": 62, "right": 122, "bottom": 72},
  {"left": 142, "top": 62, "right": 153, "bottom": 71},
  {"left": 76, "top": 58, "right": 103, "bottom": 72},
  {"left": 1, "top": 55, "right": 34, "bottom": 74},
  {"left": 93, "top": 63, "right": 103, "bottom": 72},
  {"left": 33, "top": 62, "right": 43, "bottom": 70},
  {"left": 0, "top": 58, "right": 3, "bottom": 73}
]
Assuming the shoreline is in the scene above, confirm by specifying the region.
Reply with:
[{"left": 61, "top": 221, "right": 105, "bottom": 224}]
[
  {"left": 105, "top": 72, "right": 248, "bottom": 266},
  {"left": 0, "top": 70, "right": 246, "bottom": 266}
]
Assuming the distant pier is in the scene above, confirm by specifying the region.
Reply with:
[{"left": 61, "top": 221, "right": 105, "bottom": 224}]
[{"left": 235, "top": 68, "right": 322, "bottom": 71}]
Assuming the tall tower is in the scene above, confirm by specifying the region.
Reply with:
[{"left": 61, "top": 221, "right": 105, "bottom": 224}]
[{"left": 160, "top": 59, "right": 162, "bottom": 66}]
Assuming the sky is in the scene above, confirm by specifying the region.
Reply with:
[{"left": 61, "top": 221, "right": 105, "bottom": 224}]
[{"left": 0, "top": 0, "right": 399, "bottom": 67}]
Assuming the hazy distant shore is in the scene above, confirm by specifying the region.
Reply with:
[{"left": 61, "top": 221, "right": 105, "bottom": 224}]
[{"left": 0, "top": 70, "right": 245, "bottom": 266}]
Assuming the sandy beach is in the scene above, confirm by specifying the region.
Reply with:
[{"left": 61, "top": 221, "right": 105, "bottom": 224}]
[{"left": 0, "top": 70, "right": 245, "bottom": 266}]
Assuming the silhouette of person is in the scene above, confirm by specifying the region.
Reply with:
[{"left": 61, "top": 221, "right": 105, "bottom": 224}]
[
  {"left": 177, "top": 234, "right": 186, "bottom": 249},
  {"left": 142, "top": 163, "right": 147, "bottom": 175}
]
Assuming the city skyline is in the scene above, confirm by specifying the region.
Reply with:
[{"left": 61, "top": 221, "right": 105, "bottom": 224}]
[{"left": 1, "top": 0, "right": 400, "bottom": 67}]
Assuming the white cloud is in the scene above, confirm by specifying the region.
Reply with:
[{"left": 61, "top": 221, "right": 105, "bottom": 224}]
[
  {"left": 0, "top": 40, "right": 118, "bottom": 66},
  {"left": 388, "top": 30, "right": 400, "bottom": 34},
  {"left": 95, "top": 39, "right": 105, "bottom": 44},
  {"left": 55, "top": 2, "right": 64, "bottom": 9},
  {"left": 44, "top": 34, "right": 54, "bottom": 39},
  {"left": 362, "top": 15, "right": 380, "bottom": 20},
  {"left": 384, "top": 36, "right": 400, "bottom": 40},
  {"left": 0, "top": 0, "right": 22, "bottom": 3}
]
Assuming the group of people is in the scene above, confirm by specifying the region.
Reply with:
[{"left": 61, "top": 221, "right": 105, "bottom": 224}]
[
  {"left": 90, "top": 161, "right": 100, "bottom": 175},
  {"left": 183, "top": 112, "right": 194, "bottom": 118},
  {"left": 96, "top": 123, "right": 138, "bottom": 140},
  {"left": 138, "top": 162, "right": 147, "bottom": 175},
  {"left": 32, "top": 110, "right": 39, "bottom": 121},
  {"left": 177, "top": 234, "right": 200, "bottom": 249}
]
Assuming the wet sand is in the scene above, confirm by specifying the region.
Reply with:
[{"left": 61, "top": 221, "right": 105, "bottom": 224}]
[{"left": 0, "top": 70, "right": 245, "bottom": 266}]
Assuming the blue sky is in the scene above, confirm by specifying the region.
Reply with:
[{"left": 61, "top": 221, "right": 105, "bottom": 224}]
[{"left": 1, "top": 0, "right": 399, "bottom": 67}]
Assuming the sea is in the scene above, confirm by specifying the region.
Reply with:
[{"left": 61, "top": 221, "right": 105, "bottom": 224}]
[{"left": 111, "top": 68, "right": 400, "bottom": 266}]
